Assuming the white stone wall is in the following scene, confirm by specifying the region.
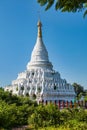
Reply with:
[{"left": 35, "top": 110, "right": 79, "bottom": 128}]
[{"left": 5, "top": 68, "right": 75, "bottom": 103}]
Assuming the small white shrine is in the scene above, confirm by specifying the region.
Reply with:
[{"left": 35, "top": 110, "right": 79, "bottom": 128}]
[{"left": 5, "top": 20, "right": 75, "bottom": 103}]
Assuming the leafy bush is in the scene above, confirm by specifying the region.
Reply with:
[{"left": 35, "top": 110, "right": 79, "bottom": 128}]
[{"left": 1, "top": 87, "right": 87, "bottom": 130}]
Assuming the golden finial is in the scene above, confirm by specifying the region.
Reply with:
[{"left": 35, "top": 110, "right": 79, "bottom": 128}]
[{"left": 37, "top": 20, "right": 42, "bottom": 38}]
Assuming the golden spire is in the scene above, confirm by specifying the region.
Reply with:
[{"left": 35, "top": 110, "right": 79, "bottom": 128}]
[{"left": 37, "top": 20, "right": 42, "bottom": 38}]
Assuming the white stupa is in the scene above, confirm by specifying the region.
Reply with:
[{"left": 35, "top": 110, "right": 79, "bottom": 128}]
[{"left": 5, "top": 20, "right": 75, "bottom": 103}]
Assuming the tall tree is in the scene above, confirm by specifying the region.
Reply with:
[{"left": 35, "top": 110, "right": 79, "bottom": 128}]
[
  {"left": 72, "top": 83, "right": 84, "bottom": 96},
  {"left": 37, "top": 0, "right": 87, "bottom": 17}
]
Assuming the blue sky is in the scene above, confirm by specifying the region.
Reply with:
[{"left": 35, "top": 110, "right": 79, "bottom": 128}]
[{"left": 0, "top": 0, "right": 87, "bottom": 89}]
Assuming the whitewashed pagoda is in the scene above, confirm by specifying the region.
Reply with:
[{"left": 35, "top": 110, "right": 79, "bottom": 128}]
[{"left": 5, "top": 20, "right": 75, "bottom": 103}]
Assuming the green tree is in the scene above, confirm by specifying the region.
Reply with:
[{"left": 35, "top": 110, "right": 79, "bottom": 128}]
[
  {"left": 0, "top": 88, "right": 37, "bottom": 129},
  {"left": 45, "top": 103, "right": 61, "bottom": 126},
  {"left": 29, "top": 103, "right": 61, "bottom": 128},
  {"left": 73, "top": 83, "right": 84, "bottom": 97},
  {"left": 0, "top": 100, "right": 17, "bottom": 129},
  {"left": 37, "top": 0, "right": 87, "bottom": 17}
]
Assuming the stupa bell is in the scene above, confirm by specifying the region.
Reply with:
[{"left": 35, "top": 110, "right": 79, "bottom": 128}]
[{"left": 27, "top": 20, "right": 53, "bottom": 70}]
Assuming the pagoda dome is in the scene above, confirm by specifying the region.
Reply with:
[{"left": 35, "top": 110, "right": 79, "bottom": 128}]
[{"left": 27, "top": 20, "right": 53, "bottom": 70}]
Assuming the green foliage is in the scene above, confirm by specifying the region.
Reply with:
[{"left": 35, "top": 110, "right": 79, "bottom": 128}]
[
  {"left": 73, "top": 83, "right": 84, "bottom": 97},
  {"left": 38, "top": 123, "right": 87, "bottom": 130},
  {"left": 0, "top": 100, "right": 17, "bottom": 129},
  {"left": 84, "top": 10, "right": 87, "bottom": 18},
  {"left": 0, "top": 87, "right": 37, "bottom": 129},
  {"left": 84, "top": 95, "right": 87, "bottom": 101},
  {"left": 29, "top": 105, "right": 87, "bottom": 129},
  {"left": 1, "top": 87, "right": 87, "bottom": 130},
  {"left": 37, "top": 0, "right": 87, "bottom": 17},
  {"left": 60, "top": 109, "right": 71, "bottom": 124},
  {"left": 29, "top": 103, "right": 61, "bottom": 128}
]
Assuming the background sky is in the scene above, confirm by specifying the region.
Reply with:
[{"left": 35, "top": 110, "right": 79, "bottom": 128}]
[{"left": 0, "top": 0, "right": 87, "bottom": 89}]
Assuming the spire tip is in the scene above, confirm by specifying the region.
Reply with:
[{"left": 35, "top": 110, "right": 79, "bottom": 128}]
[{"left": 37, "top": 20, "right": 42, "bottom": 38}]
